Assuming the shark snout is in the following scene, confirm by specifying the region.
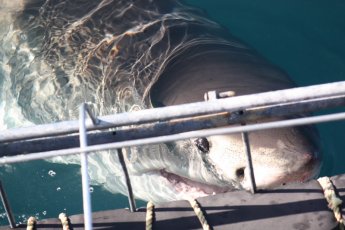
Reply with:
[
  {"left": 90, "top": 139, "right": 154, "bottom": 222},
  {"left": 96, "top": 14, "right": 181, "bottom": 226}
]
[{"left": 240, "top": 149, "right": 321, "bottom": 190}]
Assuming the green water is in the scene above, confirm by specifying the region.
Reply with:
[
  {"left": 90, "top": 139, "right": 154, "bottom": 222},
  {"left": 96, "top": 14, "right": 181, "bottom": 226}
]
[
  {"left": 185, "top": 0, "right": 345, "bottom": 176},
  {"left": 1, "top": 0, "right": 345, "bottom": 226}
]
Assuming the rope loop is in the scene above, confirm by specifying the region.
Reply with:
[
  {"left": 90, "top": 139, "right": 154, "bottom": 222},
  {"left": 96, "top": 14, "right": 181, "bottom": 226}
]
[
  {"left": 189, "top": 199, "right": 211, "bottom": 230},
  {"left": 318, "top": 177, "right": 344, "bottom": 230}
]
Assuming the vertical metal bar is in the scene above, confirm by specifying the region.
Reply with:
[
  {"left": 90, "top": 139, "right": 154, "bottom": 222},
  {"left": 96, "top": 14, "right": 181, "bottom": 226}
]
[
  {"left": 118, "top": 149, "right": 136, "bottom": 212},
  {"left": 0, "top": 181, "right": 16, "bottom": 228},
  {"left": 204, "top": 90, "right": 257, "bottom": 193},
  {"left": 83, "top": 103, "right": 136, "bottom": 212},
  {"left": 241, "top": 132, "right": 257, "bottom": 194},
  {"left": 79, "top": 104, "right": 93, "bottom": 230}
]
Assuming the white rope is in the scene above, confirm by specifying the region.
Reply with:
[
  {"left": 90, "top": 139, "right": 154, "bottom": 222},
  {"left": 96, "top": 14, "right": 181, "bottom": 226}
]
[
  {"left": 317, "top": 177, "right": 344, "bottom": 230},
  {"left": 59, "top": 213, "right": 71, "bottom": 230},
  {"left": 26, "top": 216, "right": 36, "bottom": 230},
  {"left": 146, "top": 201, "right": 154, "bottom": 230},
  {"left": 189, "top": 199, "right": 211, "bottom": 230}
]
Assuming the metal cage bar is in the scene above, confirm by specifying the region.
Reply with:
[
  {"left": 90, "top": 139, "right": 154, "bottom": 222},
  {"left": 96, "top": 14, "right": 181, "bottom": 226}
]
[
  {"left": 79, "top": 104, "right": 93, "bottom": 230},
  {"left": 117, "top": 149, "right": 136, "bottom": 212},
  {"left": 1, "top": 111, "right": 344, "bottom": 165},
  {"left": 1, "top": 81, "right": 345, "bottom": 143}
]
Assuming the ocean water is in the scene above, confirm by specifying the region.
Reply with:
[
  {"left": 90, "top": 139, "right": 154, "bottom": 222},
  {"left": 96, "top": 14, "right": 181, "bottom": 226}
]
[
  {"left": 0, "top": 0, "right": 345, "bottom": 226},
  {"left": 184, "top": 0, "right": 345, "bottom": 177}
]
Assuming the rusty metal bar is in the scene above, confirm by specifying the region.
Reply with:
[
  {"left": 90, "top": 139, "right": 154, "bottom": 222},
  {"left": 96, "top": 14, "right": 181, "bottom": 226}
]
[
  {"left": 1, "top": 81, "right": 345, "bottom": 143},
  {"left": 1, "top": 111, "right": 345, "bottom": 165},
  {"left": 1, "top": 95, "right": 345, "bottom": 157}
]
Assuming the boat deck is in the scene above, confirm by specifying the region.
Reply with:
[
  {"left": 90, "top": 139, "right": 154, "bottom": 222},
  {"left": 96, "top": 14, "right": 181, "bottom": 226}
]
[{"left": 2, "top": 174, "right": 344, "bottom": 230}]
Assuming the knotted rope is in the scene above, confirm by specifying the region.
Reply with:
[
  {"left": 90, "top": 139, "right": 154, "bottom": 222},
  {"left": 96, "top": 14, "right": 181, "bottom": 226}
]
[
  {"left": 318, "top": 177, "right": 344, "bottom": 230},
  {"left": 146, "top": 201, "right": 154, "bottom": 230}
]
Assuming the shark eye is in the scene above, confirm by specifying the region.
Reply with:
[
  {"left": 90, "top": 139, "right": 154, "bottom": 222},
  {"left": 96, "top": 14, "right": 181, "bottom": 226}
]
[{"left": 195, "top": 137, "right": 210, "bottom": 153}]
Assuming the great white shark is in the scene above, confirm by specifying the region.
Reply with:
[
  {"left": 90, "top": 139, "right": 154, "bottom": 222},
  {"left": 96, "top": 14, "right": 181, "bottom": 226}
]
[{"left": 0, "top": 0, "right": 321, "bottom": 202}]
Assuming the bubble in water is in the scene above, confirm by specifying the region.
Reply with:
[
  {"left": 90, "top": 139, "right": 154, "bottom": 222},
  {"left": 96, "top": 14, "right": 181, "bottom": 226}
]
[
  {"left": 89, "top": 187, "right": 94, "bottom": 193},
  {"left": 56, "top": 187, "right": 61, "bottom": 191},
  {"left": 19, "top": 214, "right": 27, "bottom": 223},
  {"left": 48, "top": 170, "right": 56, "bottom": 177},
  {"left": 42, "top": 211, "right": 47, "bottom": 216},
  {"left": 3, "top": 164, "right": 15, "bottom": 173}
]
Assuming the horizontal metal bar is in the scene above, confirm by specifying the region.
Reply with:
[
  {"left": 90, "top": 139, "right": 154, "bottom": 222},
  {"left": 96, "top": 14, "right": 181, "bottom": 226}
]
[
  {"left": 0, "top": 112, "right": 230, "bottom": 156},
  {"left": 245, "top": 95, "right": 345, "bottom": 119},
  {"left": 1, "top": 95, "right": 344, "bottom": 156},
  {"left": 1, "top": 111, "right": 345, "bottom": 165},
  {"left": 1, "top": 81, "right": 345, "bottom": 143},
  {"left": 0, "top": 93, "right": 345, "bottom": 156}
]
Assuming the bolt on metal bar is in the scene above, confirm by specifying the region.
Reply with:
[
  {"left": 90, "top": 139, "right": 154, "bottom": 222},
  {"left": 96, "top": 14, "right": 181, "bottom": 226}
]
[
  {"left": 79, "top": 103, "right": 93, "bottom": 230},
  {"left": 2, "top": 81, "right": 345, "bottom": 143},
  {"left": 117, "top": 149, "right": 136, "bottom": 212},
  {"left": 241, "top": 132, "right": 257, "bottom": 194},
  {"left": 0, "top": 181, "right": 16, "bottom": 228}
]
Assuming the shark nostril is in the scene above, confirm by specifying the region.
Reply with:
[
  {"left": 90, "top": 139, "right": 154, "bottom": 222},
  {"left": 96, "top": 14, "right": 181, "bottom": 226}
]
[{"left": 236, "top": 167, "right": 245, "bottom": 182}]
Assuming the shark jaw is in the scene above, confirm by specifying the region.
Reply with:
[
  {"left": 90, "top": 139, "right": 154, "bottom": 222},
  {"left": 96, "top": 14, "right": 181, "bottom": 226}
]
[{"left": 159, "top": 169, "right": 230, "bottom": 199}]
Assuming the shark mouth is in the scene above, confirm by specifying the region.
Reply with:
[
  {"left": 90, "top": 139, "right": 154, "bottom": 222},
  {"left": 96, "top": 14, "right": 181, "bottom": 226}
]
[{"left": 159, "top": 169, "right": 229, "bottom": 199}]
